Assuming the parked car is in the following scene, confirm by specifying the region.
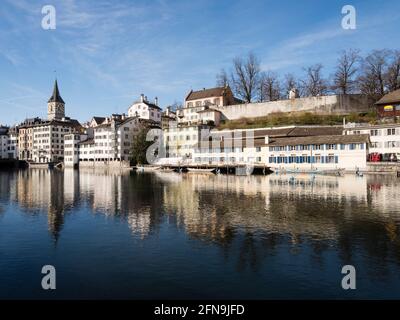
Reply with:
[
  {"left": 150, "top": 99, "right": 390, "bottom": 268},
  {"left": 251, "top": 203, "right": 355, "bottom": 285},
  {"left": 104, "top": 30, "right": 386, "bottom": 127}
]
[
  {"left": 368, "top": 153, "right": 381, "bottom": 162},
  {"left": 382, "top": 153, "right": 398, "bottom": 162}
]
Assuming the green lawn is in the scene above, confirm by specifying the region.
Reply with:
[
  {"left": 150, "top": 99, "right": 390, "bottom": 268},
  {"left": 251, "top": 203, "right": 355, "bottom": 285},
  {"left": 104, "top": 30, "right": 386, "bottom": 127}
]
[{"left": 217, "top": 111, "right": 379, "bottom": 130}]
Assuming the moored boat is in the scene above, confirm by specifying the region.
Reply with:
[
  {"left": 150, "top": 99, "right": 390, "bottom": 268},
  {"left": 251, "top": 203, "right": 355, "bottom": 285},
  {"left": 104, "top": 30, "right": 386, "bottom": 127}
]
[
  {"left": 28, "top": 162, "right": 54, "bottom": 169},
  {"left": 135, "top": 165, "right": 161, "bottom": 172},
  {"left": 187, "top": 168, "right": 215, "bottom": 174}
]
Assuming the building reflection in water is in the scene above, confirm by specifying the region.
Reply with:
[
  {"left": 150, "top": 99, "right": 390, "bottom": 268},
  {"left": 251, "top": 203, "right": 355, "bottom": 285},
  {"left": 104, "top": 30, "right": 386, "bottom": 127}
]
[{"left": 1, "top": 169, "right": 400, "bottom": 275}]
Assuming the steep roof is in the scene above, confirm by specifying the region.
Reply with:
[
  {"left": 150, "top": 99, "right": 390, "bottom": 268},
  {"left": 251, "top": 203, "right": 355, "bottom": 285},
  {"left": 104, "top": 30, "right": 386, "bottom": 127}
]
[
  {"left": 130, "top": 100, "right": 162, "bottom": 110},
  {"left": 48, "top": 80, "right": 65, "bottom": 104},
  {"left": 186, "top": 87, "right": 230, "bottom": 101},
  {"left": 375, "top": 89, "right": 400, "bottom": 105},
  {"left": 287, "top": 126, "right": 343, "bottom": 137},
  {"left": 92, "top": 117, "right": 105, "bottom": 124}
]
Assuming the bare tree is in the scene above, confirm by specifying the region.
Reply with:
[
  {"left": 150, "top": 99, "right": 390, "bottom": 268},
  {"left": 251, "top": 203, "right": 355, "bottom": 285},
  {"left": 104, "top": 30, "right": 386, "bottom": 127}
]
[
  {"left": 283, "top": 73, "right": 301, "bottom": 98},
  {"left": 385, "top": 50, "right": 400, "bottom": 92},
  {"left": 357, "top": 49, "right": 390, "bottom": 98},
  {"left": 258, "top": 71, "right": 281, "bottom": 102},
  {"left": 230, "top": 52, "right": 261, "bottom": 103},
  {"left": 301, "top": 64, "right": 328, "bottom": 96},
  {"left": 332, "top": 49, "right": 360, "bottom": 94},
  {"left": 216, "top": 68, "right": 229, "bottom": 87},
  {"left": 169, "top": 100, "right": 182, "bottom": 112}
]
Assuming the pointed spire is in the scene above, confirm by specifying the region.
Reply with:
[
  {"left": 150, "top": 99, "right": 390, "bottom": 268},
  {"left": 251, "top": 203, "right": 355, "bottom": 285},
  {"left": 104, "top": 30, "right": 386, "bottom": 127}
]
[{"left": 48, "top": 79, "right": 65, "bottom": 104}]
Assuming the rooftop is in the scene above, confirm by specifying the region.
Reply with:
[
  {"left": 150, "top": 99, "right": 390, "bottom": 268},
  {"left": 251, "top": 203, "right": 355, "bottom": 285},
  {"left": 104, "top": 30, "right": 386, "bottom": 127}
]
[
  {"left": 267, "top": 134, "right": 370, "bottom": 147},
  {"left": 375, "top": 89, "right": 400, "bottom": 105},
  {"left": 186, "top": 86, "right": 231, "bottom": 102}
]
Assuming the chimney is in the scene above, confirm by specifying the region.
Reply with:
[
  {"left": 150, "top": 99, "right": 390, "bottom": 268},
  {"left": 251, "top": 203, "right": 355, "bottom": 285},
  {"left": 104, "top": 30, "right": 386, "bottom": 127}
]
[
  {"left": 265, "top": 136, "right": 269, "bottom": 145},
  {"left": 145, "top": 96, "right": 148, "bottom": 102},
  {"left": 140, "top": 94, "right": 144, "bottom": 102},
  {"left": 155, "top": 97, "right": 158, "bottom": 106}
]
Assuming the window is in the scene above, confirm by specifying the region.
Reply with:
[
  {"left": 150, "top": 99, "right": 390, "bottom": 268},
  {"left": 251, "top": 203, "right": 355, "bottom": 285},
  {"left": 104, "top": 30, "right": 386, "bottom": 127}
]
[
  {"left": 370, "top": 129, "right": 379, "bottom": 136},
  {"left": 326, "top": 155, "right": 335, "bottom": 163},
  {"left": 387, "top": 128, "right": 396, "bottom": 136},
  {"left": 256, "top": 147, "right": 261, "bottom": 152}
]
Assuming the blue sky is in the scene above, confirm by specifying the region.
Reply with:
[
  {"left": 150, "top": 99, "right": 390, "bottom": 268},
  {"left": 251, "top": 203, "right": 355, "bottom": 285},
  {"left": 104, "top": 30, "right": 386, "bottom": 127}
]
[{"left": 0, "top": 0, "right": 399, "bottom": 125}]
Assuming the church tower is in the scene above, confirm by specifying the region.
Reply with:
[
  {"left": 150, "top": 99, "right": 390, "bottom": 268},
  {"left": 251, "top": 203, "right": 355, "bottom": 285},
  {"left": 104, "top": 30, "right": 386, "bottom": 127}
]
[{"left": 47, "top": 80, "right": 65, "bottom": 120}]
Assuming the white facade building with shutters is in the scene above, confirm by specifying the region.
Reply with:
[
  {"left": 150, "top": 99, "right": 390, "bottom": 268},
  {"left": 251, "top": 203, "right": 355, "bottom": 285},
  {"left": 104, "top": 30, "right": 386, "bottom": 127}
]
[
  {"left": 128, "top": 94, "right": 162, "bottom": 123},
  {"left": 344, "top": 124, "right": 400, "bottom": 157}
]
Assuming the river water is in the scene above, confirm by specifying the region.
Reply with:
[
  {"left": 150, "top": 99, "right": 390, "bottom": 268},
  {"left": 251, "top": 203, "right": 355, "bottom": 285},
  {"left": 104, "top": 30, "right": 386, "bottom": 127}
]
[{"left": 0, "top": 169, "right": 400, "bottom": 299}]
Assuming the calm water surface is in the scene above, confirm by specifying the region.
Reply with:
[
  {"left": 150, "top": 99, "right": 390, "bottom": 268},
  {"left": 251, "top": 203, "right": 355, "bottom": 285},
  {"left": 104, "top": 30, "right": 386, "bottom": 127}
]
[{"left": 1, "top": 169, "right": 400, "bottom": 299}]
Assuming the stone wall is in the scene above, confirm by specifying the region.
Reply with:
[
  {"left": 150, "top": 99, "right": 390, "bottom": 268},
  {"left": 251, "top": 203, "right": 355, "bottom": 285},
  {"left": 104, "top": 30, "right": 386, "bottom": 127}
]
[{"left": 215, "top": 94, "right": 374, "bottom": 121}]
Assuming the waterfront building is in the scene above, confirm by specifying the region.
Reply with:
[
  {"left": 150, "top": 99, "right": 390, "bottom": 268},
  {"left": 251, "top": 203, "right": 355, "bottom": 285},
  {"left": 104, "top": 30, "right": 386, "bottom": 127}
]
[
  {"left": 127, "top": 94, "right": 162, "bottom": 123},
  {"left": 344, "top": 123, "right": 400, "bottom": 158},
  {"left": 163, "top": 123, "right": 214, "bottom": 160},
  {"left": 17, "top": 117, "right": 43, "bottom": 160},
  {"left": 31, "top": 118, "right": 82, "bottom": 163},
  {"left": 375, "top": 89, "right": 400, "bottom": 118},
  {"left": 65, "top": 115, "right": 160, "bottom": 168},
  {"left": 7, "top": 126, "right": 18, "bottom": 159},
  {"left": 193, "top": 126, "right": 369, "bottom": 171},
  {"left": 64, "top": 133, "right": 90, "bottom": 167},
  {"left": 0, "top": 126, "right": 8, "bottom": 159},
  {"left": 17, "top": 81, "right": 82, "bottom": 163}
]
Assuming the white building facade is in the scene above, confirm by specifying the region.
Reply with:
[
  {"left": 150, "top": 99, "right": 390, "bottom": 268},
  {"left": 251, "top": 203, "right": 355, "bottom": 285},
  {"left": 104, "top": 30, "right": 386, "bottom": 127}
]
[
  {"left": 0, "top": 130, "right": 8, "bottom": 159},
  {"left": 344, "top": 124, "right": 400, "bottom": 159},
  {"left": 193, "top": 127, "right": 370, "bottom": 171},
  {"left": 128, "top": 94, "right": 162, "bottom": 123},
  {"left": 32, "top": 119, "right": 81, "bottom": 163},
  {"left": 64, "top": 116, "right": 153, "bottom": 167},
  {"left": 64, "top": 133, "right": 89, "bottom": 167}
]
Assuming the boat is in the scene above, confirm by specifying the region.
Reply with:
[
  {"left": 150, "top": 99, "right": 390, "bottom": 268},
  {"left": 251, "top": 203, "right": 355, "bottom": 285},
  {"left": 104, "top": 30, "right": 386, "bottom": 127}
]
[
  {"left": 158, "top": 167, "right": 175, "bottom": 173},
  {"left": 28, "top": 162, "right": 54, "bottom": 169},
  {"left": 187, "top": 168, "right": 215, "bottom": 174},
  {"left": 135, "top": 165, "right": 160, "bottom": 172}
]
